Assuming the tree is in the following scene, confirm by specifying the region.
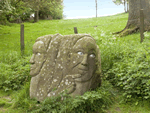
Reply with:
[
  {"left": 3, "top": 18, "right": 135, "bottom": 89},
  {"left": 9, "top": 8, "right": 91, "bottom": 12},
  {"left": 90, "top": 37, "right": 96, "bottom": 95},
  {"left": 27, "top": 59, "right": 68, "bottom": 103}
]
[
  {"left": 0, "top": 0, "right": 14, "bottom": 24},
  {"left": 10, "top": 0, "right": 32, "bottom": 21},
  {"left": 112, "top": 0, "right": 123, "bottom": 5},
  {"left": 0, "top": 0, "right": 63, "bottom": 24},
  {"left": 95, "top": 0, "right": 97, "bottom": 18},
  {"left": 114, "top": 0, "right": 150, "bottom": 36},
  {"left": 112, "top": 0, "right": 128, "bottom": 13},
  {"left": 0, "top": 0, "right": 33, "bottom": 23},
  {"left": 123, "top": 0, "right": 126, "bottom": 13},
  {"left": 39, "top": 0, "right": 63, "bottom": 20},
  {"left": 127, "top": 0, "right": 129, "bottom": 12},
  {"left": 26, "top": 0, "right": 40, "bottom": 22},
  {"left": 27, "top": 0, "right": 63, "bottom": 22}
]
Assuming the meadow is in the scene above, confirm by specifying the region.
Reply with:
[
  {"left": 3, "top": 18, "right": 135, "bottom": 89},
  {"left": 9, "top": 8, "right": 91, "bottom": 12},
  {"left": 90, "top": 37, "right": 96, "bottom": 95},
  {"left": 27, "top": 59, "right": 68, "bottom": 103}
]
[{"left": 0, "top": 13, "right": 150, "bottom": 112}]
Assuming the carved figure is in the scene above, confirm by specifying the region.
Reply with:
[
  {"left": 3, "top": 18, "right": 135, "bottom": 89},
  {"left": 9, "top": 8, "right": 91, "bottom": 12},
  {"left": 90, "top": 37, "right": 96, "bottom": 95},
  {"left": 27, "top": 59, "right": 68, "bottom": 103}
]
[{"left": 30, "top": 34, "right": 101, "bottom": 101}]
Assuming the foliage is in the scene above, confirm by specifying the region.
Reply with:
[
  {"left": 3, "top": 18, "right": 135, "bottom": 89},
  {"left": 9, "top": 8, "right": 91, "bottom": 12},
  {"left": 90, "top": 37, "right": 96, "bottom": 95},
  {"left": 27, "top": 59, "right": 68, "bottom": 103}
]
[
  {"left": 112, "top": 0, "right": 123, "bottom": 5},
  {"left": 0, "top": 0, "right": 33, "bottom": 23},
  {"left": 99, "top": 31, "right": 150, "bottom": 102},
  {"left": 0, "top": 0, "right": 14, "bottom": 24},
  {"left": 38, "top": 0, "right": 63, "bottom": 19},
  {"left": 112, "top": 0, "right": 128, "bottom": 5},
  {"left": 106, "top": 43, "right": 150, "bottom": 101},
  {"left": 12, "top": 82, "right": 38, "bottom": 110},
  {"left": 0, "top": 0, "right": 63, "bottom": 24},
  {"left": 12, "top": 80, "right": 115, "bottom": 113},
  {"left": 10, "top": 1, "right": 33, "bottom": 21},
  {"left": 0, "top": 54, "right": 31, "bottom": 91}
]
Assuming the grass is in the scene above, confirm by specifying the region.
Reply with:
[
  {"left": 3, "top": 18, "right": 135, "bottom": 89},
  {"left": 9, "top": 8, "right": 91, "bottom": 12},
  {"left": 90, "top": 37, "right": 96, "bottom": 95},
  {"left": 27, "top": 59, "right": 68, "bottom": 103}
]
[
  {"left": 0, "top": 13, "right": 128, "bottom": 58},
  {"left": 0, "top": 12, "right": 150, "bottom": 112},
  {"left": 108, "top": 100, "right": 150, "bottom": 113}
]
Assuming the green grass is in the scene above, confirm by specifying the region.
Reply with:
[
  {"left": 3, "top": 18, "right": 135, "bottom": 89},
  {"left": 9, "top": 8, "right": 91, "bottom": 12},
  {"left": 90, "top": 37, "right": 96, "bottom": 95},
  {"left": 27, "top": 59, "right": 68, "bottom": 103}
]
[
  {"left": 0, "top": 13, "right": 128, "bottom": 58},
  {"left": 0, "top": 12, "right": 150, "bottom": 112},
  {"left": 108, "top": 100, "right": 150, "bottom": 113}
]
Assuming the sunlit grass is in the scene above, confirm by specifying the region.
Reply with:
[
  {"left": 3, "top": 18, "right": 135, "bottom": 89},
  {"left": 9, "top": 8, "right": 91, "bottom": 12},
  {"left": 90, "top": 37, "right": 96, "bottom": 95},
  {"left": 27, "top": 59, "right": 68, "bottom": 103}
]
[{"left": 0, "top": 13, "right": 128, "bottom": 60}]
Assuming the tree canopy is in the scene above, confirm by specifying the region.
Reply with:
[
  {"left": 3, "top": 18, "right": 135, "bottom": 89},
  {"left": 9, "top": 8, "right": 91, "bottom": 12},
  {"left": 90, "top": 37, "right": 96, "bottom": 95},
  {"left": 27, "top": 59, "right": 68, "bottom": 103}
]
[
  {"left": 0, "top": 0, "right": 63, "bottom": 24},
  {"left": 112, "top": 0, "right": 128, "bottom": 5}
]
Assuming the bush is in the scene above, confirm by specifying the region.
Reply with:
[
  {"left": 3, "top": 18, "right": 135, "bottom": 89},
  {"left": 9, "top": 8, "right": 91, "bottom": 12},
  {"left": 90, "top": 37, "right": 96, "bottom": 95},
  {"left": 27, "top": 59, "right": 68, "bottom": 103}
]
[
  {"left": 0, "top": 13, "right": 9, "bottom": 25},
  {"left": 0, "top": 53, "right": 31, "bottom": 91},
  {"left": 107, "top": 49, "right": 150, "bottom": 101},
  {"left": 100, "top": 35, "right": 150, "bottom": 101}
]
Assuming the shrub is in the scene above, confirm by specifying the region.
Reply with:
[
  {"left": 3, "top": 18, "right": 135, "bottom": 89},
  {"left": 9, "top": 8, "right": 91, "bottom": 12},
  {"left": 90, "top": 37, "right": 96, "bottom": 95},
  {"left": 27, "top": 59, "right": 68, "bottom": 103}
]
[
  {"left": 0, "top": 53, "right": 31, "bottom": 91},
  {"left": 101, "top": 36, "right": 150, "bottom": 101}
]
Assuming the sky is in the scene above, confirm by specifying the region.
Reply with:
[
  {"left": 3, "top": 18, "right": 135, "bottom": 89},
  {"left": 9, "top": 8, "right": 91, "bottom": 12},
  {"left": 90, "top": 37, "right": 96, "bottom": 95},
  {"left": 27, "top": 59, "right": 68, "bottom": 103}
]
[{"left": 63, "top": 0, "right": 124, "bottom": 19}]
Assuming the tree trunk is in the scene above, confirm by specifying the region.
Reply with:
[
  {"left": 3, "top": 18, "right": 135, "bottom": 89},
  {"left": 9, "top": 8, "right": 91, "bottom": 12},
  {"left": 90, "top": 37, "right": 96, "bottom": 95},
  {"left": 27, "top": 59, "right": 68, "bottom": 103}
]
[
  {"left": 34, "top": 11, "right": 39, "bottom": 22},
  {"left": 95, "top": 0, "right": 97, "bottom": 18},
  {"left": 114, "top": 0, "right": 150, "bottom": 36},
  {"left": 127, "top": 2, "right": 129, "bottom": 12},
  {"left": 124, "top": 0, "right": 126, "bottom": 13}
]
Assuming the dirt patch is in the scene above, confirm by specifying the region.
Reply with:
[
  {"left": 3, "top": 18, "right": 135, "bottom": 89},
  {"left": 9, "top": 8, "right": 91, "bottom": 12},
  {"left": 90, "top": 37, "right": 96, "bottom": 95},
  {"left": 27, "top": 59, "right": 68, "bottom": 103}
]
[
  {"left": 1, "top": 96, "right": 11, "bottom": 101},
  {"left": 0, "top": 108, "right": 6, "bottom": 113},
  {"left": 0, "top": 96, "right": 12, "bottom": 113},
  {"left": 115, "top": 107, "right": 121, "bottom": 111}
]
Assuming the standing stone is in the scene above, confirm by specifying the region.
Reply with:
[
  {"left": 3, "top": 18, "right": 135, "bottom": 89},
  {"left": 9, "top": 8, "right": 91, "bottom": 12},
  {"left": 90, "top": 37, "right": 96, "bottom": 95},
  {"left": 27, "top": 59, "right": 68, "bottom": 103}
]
[{"left": 30, "top": 34, "right": 101, "bottom": 101}]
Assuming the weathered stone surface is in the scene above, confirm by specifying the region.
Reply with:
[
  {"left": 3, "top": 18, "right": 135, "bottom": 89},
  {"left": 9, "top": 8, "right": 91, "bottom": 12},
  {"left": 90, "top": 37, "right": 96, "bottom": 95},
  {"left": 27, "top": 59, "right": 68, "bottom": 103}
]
[{"left": 30, "top": 34, "right": 102, "bottom": 101}]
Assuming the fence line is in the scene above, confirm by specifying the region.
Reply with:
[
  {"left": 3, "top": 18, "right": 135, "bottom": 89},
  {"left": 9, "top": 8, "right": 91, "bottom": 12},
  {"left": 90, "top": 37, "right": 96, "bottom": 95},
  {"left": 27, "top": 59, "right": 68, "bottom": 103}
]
[
  {"left": 0, "top": 18, "right": 143, "bottom": 36},
  {"left": 74, "top": 27, "right": 78, "bottom": 34},
  {"left": 20, "top": 24, "right": 24, "bottom": 55},
  {"left": 0, "top": 19, "right": 130, "bottom": 36},
  {"left": 0, "top": 17, "right": 145, "bottom": 43}
]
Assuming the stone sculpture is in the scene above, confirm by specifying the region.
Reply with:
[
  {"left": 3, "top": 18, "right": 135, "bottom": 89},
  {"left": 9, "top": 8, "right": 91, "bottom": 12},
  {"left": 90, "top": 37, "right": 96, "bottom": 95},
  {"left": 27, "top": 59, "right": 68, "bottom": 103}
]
[{"left": 30, "top": 34, "right": 101, "bottom": 101}]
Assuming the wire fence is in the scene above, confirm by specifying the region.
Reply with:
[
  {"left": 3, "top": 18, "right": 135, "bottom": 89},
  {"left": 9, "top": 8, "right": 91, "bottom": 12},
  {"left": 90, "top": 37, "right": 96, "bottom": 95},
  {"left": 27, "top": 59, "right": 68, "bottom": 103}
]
[
  {"left": 0, "top": 9, "right": 145, "bottom": 54},
  {"left": 0, "top": 18, "right": 143, "bottom": 36},
  {"left": 0, "top": 19, "right": 129, "bottom": 36}
]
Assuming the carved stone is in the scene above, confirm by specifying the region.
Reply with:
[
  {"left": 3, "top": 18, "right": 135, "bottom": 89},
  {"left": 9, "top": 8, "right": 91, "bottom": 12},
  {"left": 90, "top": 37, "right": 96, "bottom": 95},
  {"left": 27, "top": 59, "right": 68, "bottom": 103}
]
[{"left": 30, "top": 34, "right": 101, "bottom": 101}]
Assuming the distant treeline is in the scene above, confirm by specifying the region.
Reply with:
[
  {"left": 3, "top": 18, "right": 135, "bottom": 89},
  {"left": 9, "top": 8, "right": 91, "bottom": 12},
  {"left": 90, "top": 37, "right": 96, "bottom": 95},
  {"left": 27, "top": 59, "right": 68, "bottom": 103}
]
[{"left": 0, "top": 0, "right": 63, "bottom": 24}]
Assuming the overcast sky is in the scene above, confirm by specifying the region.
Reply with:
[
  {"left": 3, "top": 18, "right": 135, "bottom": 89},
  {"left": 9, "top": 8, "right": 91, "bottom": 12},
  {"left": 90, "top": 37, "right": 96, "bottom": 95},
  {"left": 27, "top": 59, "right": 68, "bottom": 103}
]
[{"left": 63, "top": 0, "right": 124, "bottom": 19}]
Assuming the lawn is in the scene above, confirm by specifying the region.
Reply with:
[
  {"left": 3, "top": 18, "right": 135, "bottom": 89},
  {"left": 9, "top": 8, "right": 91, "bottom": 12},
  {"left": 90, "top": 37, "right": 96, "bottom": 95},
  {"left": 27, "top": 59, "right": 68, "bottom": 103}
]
[{"left": 0, "top": 13, "right": 150, "bottom": 113}]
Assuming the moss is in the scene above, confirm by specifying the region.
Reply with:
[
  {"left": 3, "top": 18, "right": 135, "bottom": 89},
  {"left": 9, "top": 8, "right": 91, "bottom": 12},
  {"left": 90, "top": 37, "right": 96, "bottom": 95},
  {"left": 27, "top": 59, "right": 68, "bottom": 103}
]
[{"left": 119, "top": 26, "right": 139, "bottom": 37}]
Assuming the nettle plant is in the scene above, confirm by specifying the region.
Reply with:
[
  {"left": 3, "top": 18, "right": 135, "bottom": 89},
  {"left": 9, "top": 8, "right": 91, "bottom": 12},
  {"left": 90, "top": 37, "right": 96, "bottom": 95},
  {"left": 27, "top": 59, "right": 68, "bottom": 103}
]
[
  {"left": 106, "top": 45, "right": 150, "bottom": 101},
  {"left": 0, "top": 55, "right": 31, "bottom": 91}
]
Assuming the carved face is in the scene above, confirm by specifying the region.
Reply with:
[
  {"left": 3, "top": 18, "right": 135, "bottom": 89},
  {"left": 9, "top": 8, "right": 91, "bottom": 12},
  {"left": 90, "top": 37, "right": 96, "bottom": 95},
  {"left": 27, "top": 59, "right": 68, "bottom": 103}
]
[
  {"left": 30, "top": 41, "right": 46, "bottom": 76},
  {"left": 70, "top": 36, "right": 97, "bottom": 82}
]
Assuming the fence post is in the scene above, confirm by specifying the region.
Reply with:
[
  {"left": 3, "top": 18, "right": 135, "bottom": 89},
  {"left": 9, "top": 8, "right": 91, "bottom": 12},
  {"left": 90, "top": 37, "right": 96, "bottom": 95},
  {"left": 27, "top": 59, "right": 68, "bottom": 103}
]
[
  {"left": 20, "top": 24, "right": 24, "bottom": 55},
  {"left": 140, "top": 9, "right": 144, "bottom": 43},
  {"left": 74, "top": 27, "right": 78, "bottom": 34}
]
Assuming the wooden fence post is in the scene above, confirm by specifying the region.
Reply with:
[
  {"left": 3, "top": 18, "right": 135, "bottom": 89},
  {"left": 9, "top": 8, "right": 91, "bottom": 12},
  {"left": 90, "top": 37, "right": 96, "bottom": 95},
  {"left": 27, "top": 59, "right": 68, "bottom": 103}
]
[
  {"left": 74, "top": 27, "right": 78, "bottom": 34},
  {"left": 20, "top": 24, "right": 24, "bottom": 55},
  {"left": 140, "top": 9, "right": 144, "bottom": 43}
]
